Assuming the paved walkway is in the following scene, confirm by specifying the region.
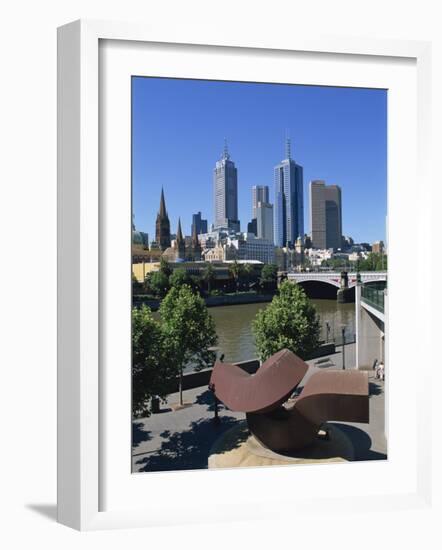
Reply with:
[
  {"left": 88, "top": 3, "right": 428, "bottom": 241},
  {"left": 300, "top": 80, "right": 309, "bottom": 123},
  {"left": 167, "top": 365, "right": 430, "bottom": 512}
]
[{"left": 132, "top": 343, "right": 386, "bottom": 472}]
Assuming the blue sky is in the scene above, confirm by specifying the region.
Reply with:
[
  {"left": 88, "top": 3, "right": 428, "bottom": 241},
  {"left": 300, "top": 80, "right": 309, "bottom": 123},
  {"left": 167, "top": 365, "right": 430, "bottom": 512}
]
[{"left": 132, "top": 77, "right": 387, "bottom": 244}]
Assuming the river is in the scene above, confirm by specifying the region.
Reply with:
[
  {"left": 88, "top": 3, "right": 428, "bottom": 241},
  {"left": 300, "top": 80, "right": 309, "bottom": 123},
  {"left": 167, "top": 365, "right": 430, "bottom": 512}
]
[{"left": 207, "top": 299, "right": 355, "bottom": 364}]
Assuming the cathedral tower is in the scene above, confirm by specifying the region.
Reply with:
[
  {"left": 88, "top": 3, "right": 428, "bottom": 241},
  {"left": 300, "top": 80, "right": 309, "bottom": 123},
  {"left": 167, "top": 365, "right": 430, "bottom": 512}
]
[
  {"left": 191, "top": 221, "right": 202, "bottom": 261},
  {"left": 155, "top": 188, "right": 171, "bottom": 251},
  {"left": 176, "top": 218, "right": 186, "bottom": 260}
]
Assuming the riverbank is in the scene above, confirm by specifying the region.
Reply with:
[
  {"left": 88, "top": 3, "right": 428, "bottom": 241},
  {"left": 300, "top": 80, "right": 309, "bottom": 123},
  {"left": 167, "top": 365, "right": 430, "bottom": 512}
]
[
  {"left": 132, "top": 342, "right": 387, "bottom": 473},
  {"left": 132, "top": 291, "right": 275, "bottom": 311}
]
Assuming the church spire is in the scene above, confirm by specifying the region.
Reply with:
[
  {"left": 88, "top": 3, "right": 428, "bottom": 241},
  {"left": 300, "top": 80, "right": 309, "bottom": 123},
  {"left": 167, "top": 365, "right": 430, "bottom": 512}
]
[
  {"left": 192, "top": 218, "right": 202, "bottom": 261},
  {"left": 176, "top": 217, "right": 184, "bottom": 242},
  {"left": 192, "top": 220, "right": 198, "bottom": 241},
  {"left": 155, "top": 187, "right": 171, "bottom": 251},
  {"left": 159, "top": 187, "right": 167, "bottom": 217},
  {"left": 176, "top": 218, "right": 186, "bottom": 260}
]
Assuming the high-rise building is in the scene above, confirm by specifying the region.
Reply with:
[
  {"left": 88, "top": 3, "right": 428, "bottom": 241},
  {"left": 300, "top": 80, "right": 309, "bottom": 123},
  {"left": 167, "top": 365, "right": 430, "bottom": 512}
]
[
  {"left": 247, "top": 218, "right": 257, "bottom": 236},
  {"left": 227, "top": 234, "right": 275, "bottom": 264},
  {"left": 309, "top": 180, "right": 342, "bottom": 250},
  {"left": 256, "top": 201, "right": 274, "bottom": 242},
  {"left": 372, "top": 240, "right": 385, "bottom": 254},
  {"left": 252, "top": 185, "right": 270, "bottom": 219},
  {"left": 213, "top": 141, "right": 240, "bottom": 232},
  {"left": 191, "top": 211, "right": 208, "bottom": 237},
  {"left": 155, "top": 187, "right": 171, "bottom": 251},
  {"left": 273, "top": 139, "right": 304, "bottom": 248}
]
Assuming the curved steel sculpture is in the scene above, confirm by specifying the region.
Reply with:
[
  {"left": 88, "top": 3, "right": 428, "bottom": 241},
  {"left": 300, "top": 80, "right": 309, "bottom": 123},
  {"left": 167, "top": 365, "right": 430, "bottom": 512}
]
[{"left": 209, "top": 349, "right": 369, "bottom": 452}]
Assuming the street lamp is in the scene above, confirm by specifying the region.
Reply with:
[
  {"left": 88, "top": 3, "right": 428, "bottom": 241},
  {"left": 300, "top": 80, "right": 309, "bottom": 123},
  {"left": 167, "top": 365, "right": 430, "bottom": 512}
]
[
  {"left": 341, "top": 325, "right": 346, "bottom": 370},
  {"left": 208, "top": 346, "right": 221, "bottom": 424}
]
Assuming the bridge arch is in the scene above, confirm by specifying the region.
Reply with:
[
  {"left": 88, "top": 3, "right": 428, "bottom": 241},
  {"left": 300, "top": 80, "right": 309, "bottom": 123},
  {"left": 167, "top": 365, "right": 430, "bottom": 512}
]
[
  {"left": 288, "top": 271, "right": 387, "bottom": 290},
  {"left": 296, "top": 280, "right": 341, "bottom": 300}
]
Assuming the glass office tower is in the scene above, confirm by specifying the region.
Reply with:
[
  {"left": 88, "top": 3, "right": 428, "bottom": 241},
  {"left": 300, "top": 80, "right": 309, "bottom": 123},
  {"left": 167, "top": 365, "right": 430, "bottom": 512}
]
[{"left": 273, "top": 139, "right": 304, "bottom": 247}]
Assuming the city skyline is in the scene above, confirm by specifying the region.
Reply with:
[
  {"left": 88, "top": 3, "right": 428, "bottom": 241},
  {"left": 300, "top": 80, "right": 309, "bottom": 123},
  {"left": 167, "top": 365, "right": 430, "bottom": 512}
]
[{"left": 132, "top": 77, "right": 387, "bottom": 243}]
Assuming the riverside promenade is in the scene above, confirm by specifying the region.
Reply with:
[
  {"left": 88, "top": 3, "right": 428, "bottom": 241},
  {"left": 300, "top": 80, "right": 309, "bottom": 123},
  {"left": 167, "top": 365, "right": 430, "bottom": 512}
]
[{"left": 132, "top": 343, "right": 387, "bottom": 473}]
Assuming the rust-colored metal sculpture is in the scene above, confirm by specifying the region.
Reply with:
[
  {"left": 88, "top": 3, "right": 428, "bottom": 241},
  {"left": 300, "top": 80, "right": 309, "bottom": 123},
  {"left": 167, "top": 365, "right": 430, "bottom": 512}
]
[{"left": 209, "top": 348, "right": 369, "bottom": 451}]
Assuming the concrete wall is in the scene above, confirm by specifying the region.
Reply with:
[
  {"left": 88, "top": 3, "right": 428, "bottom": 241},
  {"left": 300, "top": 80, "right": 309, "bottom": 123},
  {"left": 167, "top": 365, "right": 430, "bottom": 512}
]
[
  {"left": 205, "top": 293, "right": 274, "bottom": 307},
  {"left": 356, "top": 284, "right": 385, "bottom": 369},
  {"left": 132, "top": 292, "right": 275, "bottom": 311}
]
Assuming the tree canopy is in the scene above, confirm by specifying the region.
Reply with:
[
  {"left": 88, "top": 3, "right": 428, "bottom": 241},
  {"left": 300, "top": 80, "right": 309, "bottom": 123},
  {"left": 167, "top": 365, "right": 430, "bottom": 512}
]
[
  {"left": 132, "top": 305, "right": 175, "bottom": 417},
  {"left": 146, "top": 271, "right": 170, "bottom": 297},
  {"left": 159, "top": 257, "right": 172, "bottom": 277},
  {"left": 259, "top": 263, "right": 278, "bottom": 291},
  {"left": 169, "top": 267, "right": 191, "bottom": 288},
  {"left": 252, "top": 280, "right": 320, "bottom": 361},
  {"left": 228, "top": 260, "right": 243, "bottom": 292},
  {"left": 358, "top": 252, "right": 387, "bottom": 271},
  {"left": 203, "top": 263, "right": 216, "bottom": 293},
  {"left": 160, "top": 285, "right": 218, "bottom": 404}
]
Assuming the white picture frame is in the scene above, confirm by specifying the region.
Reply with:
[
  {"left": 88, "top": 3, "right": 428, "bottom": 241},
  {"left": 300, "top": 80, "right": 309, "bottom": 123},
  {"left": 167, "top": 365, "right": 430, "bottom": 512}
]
[{"left": 57, "top": 19, "right": 433, "bottom": 531}]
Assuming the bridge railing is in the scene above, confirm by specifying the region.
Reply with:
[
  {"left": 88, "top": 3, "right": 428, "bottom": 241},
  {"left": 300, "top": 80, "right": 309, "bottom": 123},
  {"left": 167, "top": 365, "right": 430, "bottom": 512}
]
[
  {"left": 287, "top": 271, "right": 387, "bottom": 279},
  {"left": 361, "top": 284, "right": 385, "bottom": 313}
]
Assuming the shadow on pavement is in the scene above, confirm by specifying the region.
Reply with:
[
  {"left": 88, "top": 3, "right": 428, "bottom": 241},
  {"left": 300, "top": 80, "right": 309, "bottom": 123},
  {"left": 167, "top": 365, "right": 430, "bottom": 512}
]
[
  {"left": 132, "top": 422, "right": 152, "bottom": 448},
  {"left": 135, "top": 416, "right": 245, "bottom": 472},
  {"left": 195, "top": 389, "right": 228, "bottom": 412},
  {"left": 331, "top": 422, "right": 387, "bottom": 461},
  {"left": 369, "top": 382, "right": 383, "bottom": 397}
]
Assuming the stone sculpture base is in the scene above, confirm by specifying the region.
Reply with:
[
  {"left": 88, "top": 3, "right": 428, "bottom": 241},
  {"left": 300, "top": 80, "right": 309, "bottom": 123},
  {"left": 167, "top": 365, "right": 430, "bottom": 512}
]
[{"left": 208, "top": 421, "right": 354, "bottom": 469}]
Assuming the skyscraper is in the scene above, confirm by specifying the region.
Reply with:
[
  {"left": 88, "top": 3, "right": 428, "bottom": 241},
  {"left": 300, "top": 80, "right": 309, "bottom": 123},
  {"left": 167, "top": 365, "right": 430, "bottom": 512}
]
[
  {"left": 155, "top": 187, "right": 171, "bottom": 251},
  {"left": 256, "top": 202, "right": 274, "bottom": 242},
  {"left": 191, "top": 211, "right": 208, "bottom": 236},
  {"left": 252, "top": 185, "right": 270, "bottom": 219},
  {"left": 273, "top": 138, "right": 304, "bottom": 248},
  {"left": 213, "top": 141, "right": 240, "bottom": 232},
  {"left": 247, "top": 218, "right": 257, "bottom": 236},
  {"left": 310, "top": 180, "right": 342, "bottom": 250}
]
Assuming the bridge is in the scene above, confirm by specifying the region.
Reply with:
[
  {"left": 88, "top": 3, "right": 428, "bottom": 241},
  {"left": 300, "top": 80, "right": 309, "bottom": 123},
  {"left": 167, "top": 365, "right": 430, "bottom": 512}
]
[{"left": 287, "top": 271, "right": 387, "bottom": 289}]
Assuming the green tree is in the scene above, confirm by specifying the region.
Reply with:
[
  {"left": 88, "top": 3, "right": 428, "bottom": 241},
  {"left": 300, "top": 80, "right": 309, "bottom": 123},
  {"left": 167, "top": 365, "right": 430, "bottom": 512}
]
[
  {"left": 148, "top": 271, "right": 170, "bottom": 297},
  {"left": 159, "top": 257, "right": 172, "bottom": 278},
  {"left": 169, "top": 267, "right": 191, "bottom": 288},
  {"left": 160, "top": 285, "right": 218, "bottom": 405},
  {"left": 252, "top": 280, "right": 320, "bottom": 361},
  {"left": 229, "top": 260, "right": 244, "bottom": 293},
  {"left": 132, "top": 271, "right": 143, "bottom": 293},
  {"left": 132, "top": 305, "right": 175, "bottom": 417},
  {"left": 189, "top": 274, "right": 203, "bottom": 294},
  {"left": 259, "top": 263, "right": 278, "bottom": 292},
  {"left": 243, "top": 263, "right": 254, "bottom": 290},
  {"left": 359, "top": 252, "right": 387, "bottom": 272},
  {"left": 203, "top": 263, "right": 216, "bottom": 294}
]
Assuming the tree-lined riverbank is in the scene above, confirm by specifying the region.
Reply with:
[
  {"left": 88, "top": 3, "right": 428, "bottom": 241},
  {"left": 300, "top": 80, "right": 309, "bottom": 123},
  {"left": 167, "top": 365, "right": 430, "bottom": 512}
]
[{"left": 133, "top": 291, "right": 275, "bottom": 311}]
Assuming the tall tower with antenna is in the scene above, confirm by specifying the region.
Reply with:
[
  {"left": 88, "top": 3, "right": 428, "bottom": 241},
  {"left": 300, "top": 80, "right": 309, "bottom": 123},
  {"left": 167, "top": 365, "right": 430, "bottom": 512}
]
[
  {"left": 273, "top": 135, "right": 304, "bottom": 249},
  {"left": 213, "top": 139, "right": 240, "bottom": 232}
]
